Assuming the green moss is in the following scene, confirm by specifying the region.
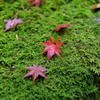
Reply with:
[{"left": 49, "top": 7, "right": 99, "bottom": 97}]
[{"left": 0, "top": 0, "right": 100, "bottom": 99}]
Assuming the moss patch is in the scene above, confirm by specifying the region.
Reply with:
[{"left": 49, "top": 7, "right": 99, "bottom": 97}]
[{"left": 0, "top": 0, "right": 100, "bottom": 99}]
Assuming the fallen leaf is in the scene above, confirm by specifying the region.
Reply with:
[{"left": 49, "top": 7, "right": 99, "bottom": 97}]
[
  {"left": 22, "top": 65, "right": 47, "bottom": 83},
  {"left": 93, "top": 3, "right": 100, "bottom": 12},
  {"left": 52, "top": 24, "right": 71, "bottom": 32},
  {"left": 28, "top": 0, "right": 42, "bottom": 7},
  {"left": 4, "top": 18, "right": 23, "bottom": 31},
  {"left": 40, "top": 36, "right": 65, "bottom": 60}
]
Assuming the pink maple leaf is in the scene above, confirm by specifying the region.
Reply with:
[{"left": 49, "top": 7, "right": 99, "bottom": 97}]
[
  {"left": 40, "top": 36, "right": 65, "bottom": 60},
  {"left": 52, "top": 24, "right": 71, "bottom": 31},
  {"left": 4, "top": 18, "right": 23, "bottom": 31},
  {"left": 28, "top": 0, "right": 42, "bottom": 7},
  {"left": 22, "top": 65, "right": 47, "bottom": 83}
]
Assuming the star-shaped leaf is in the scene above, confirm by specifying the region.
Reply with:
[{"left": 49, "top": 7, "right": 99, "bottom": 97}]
[
  {"left": 28, "top": 0, "right": 42, "bottom": 7},
  {"left": 4, "top": 18, "right": 23, "bottom": 31},
  {"left": 22, "top": 65, "right": 47, "bottom": 83},
  {"left": 40, "top": 36, "right": 65, "bottom": 60},
  {"left": 52, "top": 24, "right": 71, "bottom": 32}
]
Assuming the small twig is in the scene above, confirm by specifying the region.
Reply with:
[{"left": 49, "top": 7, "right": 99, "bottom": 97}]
[{"left": 61, "top": 39, "right": 68, "bottom": 43}]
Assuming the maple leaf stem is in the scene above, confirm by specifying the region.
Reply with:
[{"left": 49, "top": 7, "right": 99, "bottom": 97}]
[
  {"left": 61, "top": 39, "right": 68, "bottom": 43},
  {"left": 40, "top": 53, "right": 43, "bottom": 57},
  {"left": 14, "top": 10, "right": 20, "bottom": 19},
  {"left": 32, "top": 80, "right": 35, "bottom": 84}
]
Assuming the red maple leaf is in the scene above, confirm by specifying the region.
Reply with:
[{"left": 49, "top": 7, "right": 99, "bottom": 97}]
[
  {"left": 40, "top": 36, "right": 65, "bottom": 60},
  {"left": 52, "top": 24, "right": 71, "bottom": 31},
  {"left": 22, "top": 65, "right": 47, "bottom": 82},
  {"left": 28, "top": 0, "right": 42, "bottom": 7}
]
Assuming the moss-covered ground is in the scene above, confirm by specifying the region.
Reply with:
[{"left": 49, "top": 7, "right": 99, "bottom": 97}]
[{"left": 0, "top": 0, "right": 100, "bottom": 99}]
